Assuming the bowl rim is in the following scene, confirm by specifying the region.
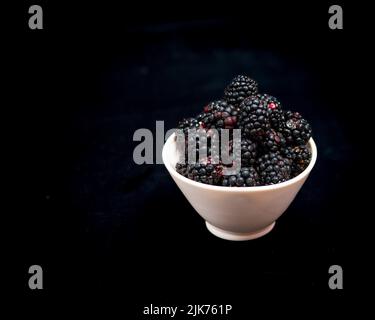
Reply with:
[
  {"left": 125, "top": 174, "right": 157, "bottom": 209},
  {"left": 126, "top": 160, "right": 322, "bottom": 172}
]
[{"left": 162, "top": 133, "right": 317, "bottom": 192}]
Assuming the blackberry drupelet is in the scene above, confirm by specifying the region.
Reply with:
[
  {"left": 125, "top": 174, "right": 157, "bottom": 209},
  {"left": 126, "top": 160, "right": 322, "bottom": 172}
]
[
  {"left": 176, "top": 161, "right": 223, "bottom": 185},
  {"left": 257, "top": 152, "right": 291, "bottom": 185},
  {"left": 222, "top": 167, "right": 260, "bottom": 187},
  {"left": 261, "top": 129, "right": 286, "bottom": 152},
  {"left": 224, "top": 75, "right": 258, "bottom": 106},
  {"left": 238, "top": 96, "right": 271, "bottom": 139},
  {"left": 281, "top": 111, "right": 312, "bottom": 146}
]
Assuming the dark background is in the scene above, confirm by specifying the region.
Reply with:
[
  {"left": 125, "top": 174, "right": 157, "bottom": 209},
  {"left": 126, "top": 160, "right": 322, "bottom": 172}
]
[{"left": 8, "top": 0, "right": 371, "bottom": 315}]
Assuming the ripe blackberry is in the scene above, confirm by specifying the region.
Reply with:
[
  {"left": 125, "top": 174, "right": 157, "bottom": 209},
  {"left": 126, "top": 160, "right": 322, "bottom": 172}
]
[
  {"left": 177, "top": 117, "right": 200, "bottom": 134},
  {"left": 176, "top": 160, "right": 223, "bottom": 185},
  {"left": 196, "top": 111, "right": 214, "bottom": 129},
  {"left": 257, "top": 94, "right": 285, "bottom": 130},
  {"left": 257, "top": 152, "right": 291, "bottom": 185},
  {"left": 291, "top": 145, "right": 311, "bottom": 176},
  {"left": 281, "top": 111, "right": 312, "bottom": 146},
  {"left": 261, "top": 129, "right": 286, "bottom": 152},
  {"left": 222, "top": 167, "right": 260, "bottom": 187},
  {"left": 224, "top": 75, "right": 258, "bottom": 106},
  {"left": 198, "top": 100, "right": 239, "bottom": 129},
  {"left": 238, "top": 96, "right": 271, "bottom": 139},
  {"left": 236, "top": 137, "right": 257, "bottom": 166},
  {"left": 280, "top": 145, "right": 294, "bottom": 161},
  {"left": 176, "top": 118, "right": 211, "bottom": 164}
]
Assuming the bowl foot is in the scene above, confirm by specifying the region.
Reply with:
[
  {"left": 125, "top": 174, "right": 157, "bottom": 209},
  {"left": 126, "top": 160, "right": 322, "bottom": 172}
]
[{"left": 205, "top": 221, "right": 275, "bottom": 241}]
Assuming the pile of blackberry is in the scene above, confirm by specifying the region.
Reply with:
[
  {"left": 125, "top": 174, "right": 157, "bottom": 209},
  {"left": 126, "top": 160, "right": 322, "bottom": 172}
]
[{"left": 175, "top": 75, "right": 313, "bottom": 186}]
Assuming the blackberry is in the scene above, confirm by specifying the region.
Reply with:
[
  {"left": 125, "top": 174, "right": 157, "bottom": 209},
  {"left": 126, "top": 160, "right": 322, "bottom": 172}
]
[
  {"left": 177, "top": 117, "right": 200, "bottom": 134},
  {"left": 176, "top": 118, "right": 211, "bottom": 164},
  {"left": 196, "top": 111, "right": 214, "bottom": 129},
  {"left": 224, "top": 75, "right": 258, "bottom": 106},
  {"left": 238, "top": 96, "right": 271, "bottom": 139},
  {"left": 280, "top": 145, "right": 295, "bottom": 161},
  {"left": 257, "top": 94, "right": 285, "bottom": 130},
  {"left": 291, "top": 145, "right": 311, "bottom": 176},
  {"left": 281, "top": 111, "right": 312, "bottom": 146},
  {"left": 176, "top": 160, "right": 223, "bottom": 185},
  {"left": 197, "top": 100, "right": 239, "bottom": 129},
  {"left": 261, "top": 129, "right": 286, "bottom": 152},
  {"left": 185, "top": 133, "right": 212, "bottom": 164},
  {"left": 257, "top": 152, "right": 291, "bottom": 185},
  {"left": 222, "top": 167, "right": 260, "bottom": 187},
  {"left": 259, "top": 93, "right": 282, "bottom": 110},
  {"left": 237, "top": 137, "right": 258, "bottom": 166},
  {"left": 269, "top": 109, "right": 285, "bottom": 130}
]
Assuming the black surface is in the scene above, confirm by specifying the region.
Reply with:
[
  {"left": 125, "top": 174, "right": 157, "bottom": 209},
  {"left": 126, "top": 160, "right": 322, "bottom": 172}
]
[{"left": 8, "top": 0, "right": 371, "bottom": 315}]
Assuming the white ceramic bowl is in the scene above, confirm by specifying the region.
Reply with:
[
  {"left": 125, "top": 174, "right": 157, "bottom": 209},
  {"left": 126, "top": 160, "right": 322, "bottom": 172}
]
[{"left": 162, "top": 133, "right": 317, "bottom": 241}]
